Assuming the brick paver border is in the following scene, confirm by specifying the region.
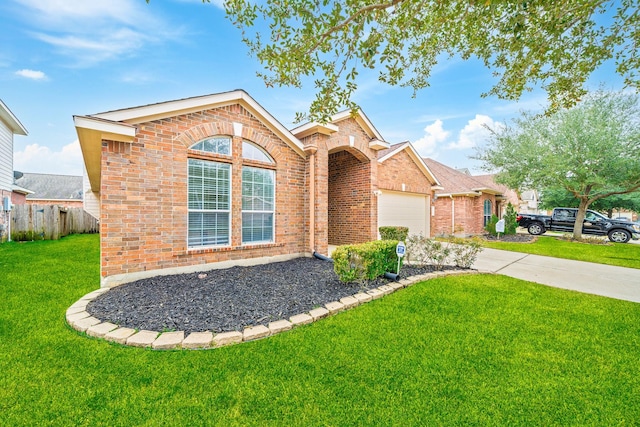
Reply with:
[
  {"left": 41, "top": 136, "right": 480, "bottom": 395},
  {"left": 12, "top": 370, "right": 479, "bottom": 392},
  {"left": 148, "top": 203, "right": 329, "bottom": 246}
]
[{"left": 67, "top": 269, "right": 477, "bottom": 350}]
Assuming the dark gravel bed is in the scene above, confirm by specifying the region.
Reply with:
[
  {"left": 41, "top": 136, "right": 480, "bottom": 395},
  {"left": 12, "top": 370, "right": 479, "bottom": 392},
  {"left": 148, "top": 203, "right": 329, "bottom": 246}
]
[{"left": 87, "top": 257, "right": 452, "bottom": 334}]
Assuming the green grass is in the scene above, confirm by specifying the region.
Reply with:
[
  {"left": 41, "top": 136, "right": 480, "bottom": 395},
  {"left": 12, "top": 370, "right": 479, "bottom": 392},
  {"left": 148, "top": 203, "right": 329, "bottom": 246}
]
[
  {"left": 2, "top": 235, "right": 640, "bottom": 425},
  {"left": 477, "top": 235, "right": 640, "bottom": 269}
]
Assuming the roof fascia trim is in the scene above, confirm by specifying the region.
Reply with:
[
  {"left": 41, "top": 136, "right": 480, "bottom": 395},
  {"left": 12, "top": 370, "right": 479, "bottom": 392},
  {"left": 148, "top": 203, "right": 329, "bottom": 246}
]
[{"left": 0, "top": 99, "right": 28, "bottom": 135}]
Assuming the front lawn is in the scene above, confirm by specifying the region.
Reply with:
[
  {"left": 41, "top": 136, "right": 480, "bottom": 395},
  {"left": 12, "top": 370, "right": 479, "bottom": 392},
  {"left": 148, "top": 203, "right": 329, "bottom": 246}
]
[
  {"left": 2, "top": 235, "right": 639, "bottom": 425},
  {"left": 476, "top": 235, "right": 640, "bottom": 269}
]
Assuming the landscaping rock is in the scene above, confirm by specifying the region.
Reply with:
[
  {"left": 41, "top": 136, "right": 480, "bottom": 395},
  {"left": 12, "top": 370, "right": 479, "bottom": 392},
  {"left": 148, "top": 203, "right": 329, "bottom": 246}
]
[
  {"left": 104, "top": 327, "right": 136, "bottom": 344},
  {"left": 182, "top": 332, "right": 214, "bottom": 349},
  {"left": 86, "top": 257, "right": 464, "bottom": 335},
  {"left": 86, "top": 322, "right": 118, "bottom": 338},
  {"left": 153, "top": 331, "right": 184, "bottom": 350},
  {"left": 213, "top": 331, "right": 243, "bottom": 347},
  {"left": 126, "top": 330, "right": 158, "bottom": 347},
  {"left": 243, "top": 325, "right": 270, "bottom": 341}
]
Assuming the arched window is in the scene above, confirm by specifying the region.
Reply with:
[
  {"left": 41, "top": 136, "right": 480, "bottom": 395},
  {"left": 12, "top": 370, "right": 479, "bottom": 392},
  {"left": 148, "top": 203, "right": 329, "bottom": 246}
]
[
  {"left": 190, "top": 136, "right": 231, "bottom": 156},
  {"left": 241, "top": 141, "right": 275, "bottom": 243},
  {"left": 242, "top": 140, "right": 274, "bottom": 163},
  {"left": 483, "top": 199, "right": 492, "bottom": 227}
]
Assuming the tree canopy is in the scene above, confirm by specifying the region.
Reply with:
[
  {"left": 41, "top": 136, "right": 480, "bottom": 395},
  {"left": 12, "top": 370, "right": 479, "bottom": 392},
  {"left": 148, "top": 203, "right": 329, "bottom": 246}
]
[
  {"left": 475, "top": 89, "right": 640, "bottom": 239},
  {"left": 212, "top": 0, "right": 640, "bottom": 122},
  {"left": 540, "top": 187, "right": 640, "bottom": 218}
]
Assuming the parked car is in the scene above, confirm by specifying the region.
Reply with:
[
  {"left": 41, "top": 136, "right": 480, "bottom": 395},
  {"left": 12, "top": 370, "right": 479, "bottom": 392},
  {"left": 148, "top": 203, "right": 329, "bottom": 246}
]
[{"left": 517, "top": 208, "right": 640, "bottom": 243}]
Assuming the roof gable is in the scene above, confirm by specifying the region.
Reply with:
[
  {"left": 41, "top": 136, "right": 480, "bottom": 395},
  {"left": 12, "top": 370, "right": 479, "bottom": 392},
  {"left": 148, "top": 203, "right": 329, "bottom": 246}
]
[
  {"left": 0, "top": 99, "right": 27, "bottom": 135},
  {"left": 378, "top": 142, "right": 440, "bottom": 186},
  {"left": 291, "top": 108, "right": 390, "bottom": 151},
  {"left": 423, "top": 158, "right": 503, "bottom": 196},
  {"left": 75, "top": 90, "right": 306, "bottom": 191}
]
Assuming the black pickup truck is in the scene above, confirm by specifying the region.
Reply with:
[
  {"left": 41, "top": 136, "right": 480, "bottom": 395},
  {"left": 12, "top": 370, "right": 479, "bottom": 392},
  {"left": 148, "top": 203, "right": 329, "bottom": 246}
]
[{"left": 517, "top": 208, "right": 640, "bottom": 243}]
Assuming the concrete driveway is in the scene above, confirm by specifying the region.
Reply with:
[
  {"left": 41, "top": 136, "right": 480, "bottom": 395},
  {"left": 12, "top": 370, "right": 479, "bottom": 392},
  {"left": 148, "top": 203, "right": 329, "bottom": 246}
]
[{"left": 472, "top": 248, "right": 640, "bottom": 303}]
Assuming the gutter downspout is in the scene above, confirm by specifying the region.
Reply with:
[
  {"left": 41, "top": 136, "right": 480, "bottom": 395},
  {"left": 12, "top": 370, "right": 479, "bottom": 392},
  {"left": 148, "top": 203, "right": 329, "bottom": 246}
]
[
  {"left": 450, "top": 195, "right": 455, "bottom": 235},
  {"left": 305, "top": 144, "right": 318, "bottom": 253}
]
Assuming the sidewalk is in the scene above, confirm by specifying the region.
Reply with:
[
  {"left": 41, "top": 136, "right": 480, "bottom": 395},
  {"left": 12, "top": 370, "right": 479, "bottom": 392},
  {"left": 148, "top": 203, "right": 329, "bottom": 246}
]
[{"left": 472, "top": 248, "right": 640, "bottom": 303}]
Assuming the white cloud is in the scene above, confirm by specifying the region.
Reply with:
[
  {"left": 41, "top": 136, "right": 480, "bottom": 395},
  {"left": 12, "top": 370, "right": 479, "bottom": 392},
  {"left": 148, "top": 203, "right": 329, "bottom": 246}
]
[
  {"left": 414, "top": 119, "right": 450, "bottom": 156},
  {"left": 13, "top": 0, "right": 143, "bottom": 26},
  {"left": 11, "top": 0, "right": 183, "bottom": 66},
  {"left": 33, "top": 28, "right": 149, "bottom": 65},
  {"left": 447, "top": 114, "right": 501, "bottom": 150},
  {"left": 14, "top": 141, "right": 84, "bottom": 176},
  {"left": 15, "top": 69, "right": 47, "bottom": 80}
]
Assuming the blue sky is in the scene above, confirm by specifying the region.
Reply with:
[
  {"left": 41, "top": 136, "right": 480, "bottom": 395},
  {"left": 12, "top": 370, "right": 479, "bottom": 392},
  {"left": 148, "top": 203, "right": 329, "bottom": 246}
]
[{"left": 1, "top": 0, "right": 623, "bottom": 176}]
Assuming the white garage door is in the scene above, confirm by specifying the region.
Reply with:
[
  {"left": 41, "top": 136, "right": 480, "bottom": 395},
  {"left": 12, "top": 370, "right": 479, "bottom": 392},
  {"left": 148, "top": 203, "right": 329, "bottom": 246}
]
[{"left": 378, "top": 191, "right": 429, "bottom": 237}]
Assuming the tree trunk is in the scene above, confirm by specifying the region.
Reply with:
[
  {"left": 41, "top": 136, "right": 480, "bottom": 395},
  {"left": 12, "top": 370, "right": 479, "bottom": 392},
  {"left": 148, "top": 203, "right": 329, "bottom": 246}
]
[
  {"left": 573, "top": 198, "right": 590, "bottom": 240},
  {"left": 607, "top": 208, "right": 613, "bottom": 218}
]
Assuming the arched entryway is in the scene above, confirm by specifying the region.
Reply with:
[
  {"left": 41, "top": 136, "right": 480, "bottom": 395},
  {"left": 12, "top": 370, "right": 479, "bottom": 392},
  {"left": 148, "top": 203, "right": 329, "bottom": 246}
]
[{"left": 327, "top": 148, "right": 374, "bottom": 246}]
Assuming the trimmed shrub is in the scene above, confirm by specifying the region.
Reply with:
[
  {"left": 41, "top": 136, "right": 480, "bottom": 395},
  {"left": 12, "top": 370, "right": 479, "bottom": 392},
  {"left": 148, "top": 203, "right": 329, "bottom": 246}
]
[
  {"left": 378, "top": 226, "right": 409, "bottom": 242},
  {"left": 504, "top": 202, "right": 518, "bottom": 235},
  {"left": 447, "top": 236, "right": 483, "bottom": 268},
  {"left": 484, "top": 214, "right": 500, "bottom": 236},
  {"left": 333, "top": 240, "right": 401, "bottom": 283},
  {"left": 406, "top": 234, "right": 451, "bottom": 270}
]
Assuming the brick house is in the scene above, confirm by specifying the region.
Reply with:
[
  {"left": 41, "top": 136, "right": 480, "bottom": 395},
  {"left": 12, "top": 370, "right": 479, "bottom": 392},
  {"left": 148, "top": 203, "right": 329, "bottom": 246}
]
[
  {"left": 75, "top": 90, "right": 398, "bottom": 286},
  {"left": 376, "top": 142, "right": 441, "bottom": 237},
  {"left": 423, "top": 158, "right": 519, "bottom": 236}
]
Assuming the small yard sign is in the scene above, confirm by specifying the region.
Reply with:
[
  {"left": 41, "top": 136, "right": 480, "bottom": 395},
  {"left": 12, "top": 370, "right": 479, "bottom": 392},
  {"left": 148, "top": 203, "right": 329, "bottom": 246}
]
[
  {"left": 496, "top": 218, "right": 505, "bottom": 238},
  {"left": 396, "top": 241, "right": 406, "bottom": 274}
]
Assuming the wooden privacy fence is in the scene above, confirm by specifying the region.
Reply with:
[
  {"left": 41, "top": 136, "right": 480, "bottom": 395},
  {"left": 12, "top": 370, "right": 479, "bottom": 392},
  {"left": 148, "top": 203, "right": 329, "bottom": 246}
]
[{"left": 10, "top": 204, "right": 99, "bottom": 241}]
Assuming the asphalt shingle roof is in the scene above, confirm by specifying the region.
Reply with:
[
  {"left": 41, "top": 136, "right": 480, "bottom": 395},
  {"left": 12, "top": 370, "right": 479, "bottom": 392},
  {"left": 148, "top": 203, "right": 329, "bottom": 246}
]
[{"left": 14, "top": 173, "right": 83, "bottom": 200}]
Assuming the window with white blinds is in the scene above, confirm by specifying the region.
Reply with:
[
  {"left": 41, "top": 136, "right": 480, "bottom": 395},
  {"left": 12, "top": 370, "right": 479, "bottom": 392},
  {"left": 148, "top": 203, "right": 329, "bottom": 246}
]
[
  {"left": 242, "top": 166, "right": 275, "bottom": 244},
  {"left": 188, "top": 158, "right": 231, "bottom": 247}
]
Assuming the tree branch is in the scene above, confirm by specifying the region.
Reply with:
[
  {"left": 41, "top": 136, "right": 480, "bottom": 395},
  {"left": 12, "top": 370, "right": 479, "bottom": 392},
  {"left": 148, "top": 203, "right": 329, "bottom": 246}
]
[{"left": 305, "top": 0, "right": 406, "bottom": 55}]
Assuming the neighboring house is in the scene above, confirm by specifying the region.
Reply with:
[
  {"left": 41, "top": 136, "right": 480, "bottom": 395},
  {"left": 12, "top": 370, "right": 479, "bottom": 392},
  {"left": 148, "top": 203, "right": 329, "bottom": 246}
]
[
  {"left": 473, "top": 174, "right": 521, "bottom": 216},
  {"left": 74, "top": 90, "right": 395, "bottom": 285},
  {"left": 377, "top": 142, "right": 441, "bottom": 237},
  {"left": 519, "top": 189, "right": 543, "bottom": 214},
  {"left": 1, "top": 100, "right": 29, "bottom": 240},
  {"left": 424, "top": 158, "right": 518, "bottom": 236},
  {"left": 14, "top": 172, "right": 84, "bottom": 208}
]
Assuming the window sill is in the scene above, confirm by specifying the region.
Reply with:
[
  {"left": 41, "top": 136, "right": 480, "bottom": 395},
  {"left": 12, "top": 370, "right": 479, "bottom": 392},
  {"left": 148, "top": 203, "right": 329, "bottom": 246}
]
[{"left": 187, "top": 242, "right": 284, "bottom": 255}]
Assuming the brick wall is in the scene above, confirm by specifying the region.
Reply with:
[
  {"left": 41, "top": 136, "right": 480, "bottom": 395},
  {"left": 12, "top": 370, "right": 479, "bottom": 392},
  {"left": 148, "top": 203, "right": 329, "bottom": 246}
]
[
  {"left": 325, "top": 117, "right": 379, "bottom": 245},
  {"left": 99, "top": 104, "right": 308, "bottom": 280},
  {"left": 327, "top": 150, "right": 372, "bottom": 245},
  {"left": 431, "top": 194, "right": 498, "bottom": 236},
  {"left": 377, "top": 149, "right": 432, "bottom": 194},
  {"left": 300, "top": 117, "right": 381, "bottom": 249}
]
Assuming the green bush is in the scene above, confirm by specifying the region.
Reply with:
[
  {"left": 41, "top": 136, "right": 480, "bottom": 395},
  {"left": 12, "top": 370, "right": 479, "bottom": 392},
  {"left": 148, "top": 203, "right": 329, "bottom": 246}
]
[
  {"left": 378, "top": 226, "right": 409, "bottom": 242},
  {"left": 504, "top": 202, "right": 518, "bottom": 235},
  {"left": 406, "top": 234, "right": 451, "bottom": 270},
  {"left": 446, "top": 236, "right": 484, "bottom": 268},
  {"left": 333, "top": 240, "right": 401, "bottom": 283},
  {"left": 484, "top": 214, "right": 500, "bottom": 236}
]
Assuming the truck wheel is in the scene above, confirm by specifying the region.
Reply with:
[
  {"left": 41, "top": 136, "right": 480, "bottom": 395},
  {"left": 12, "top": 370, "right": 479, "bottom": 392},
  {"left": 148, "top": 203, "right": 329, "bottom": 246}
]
[
  {"left": 608, "top": 229, "right": 631, "bottom": 243},
  {"left": 527, "top": 223, "right": 545, "bottom": 235}
]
